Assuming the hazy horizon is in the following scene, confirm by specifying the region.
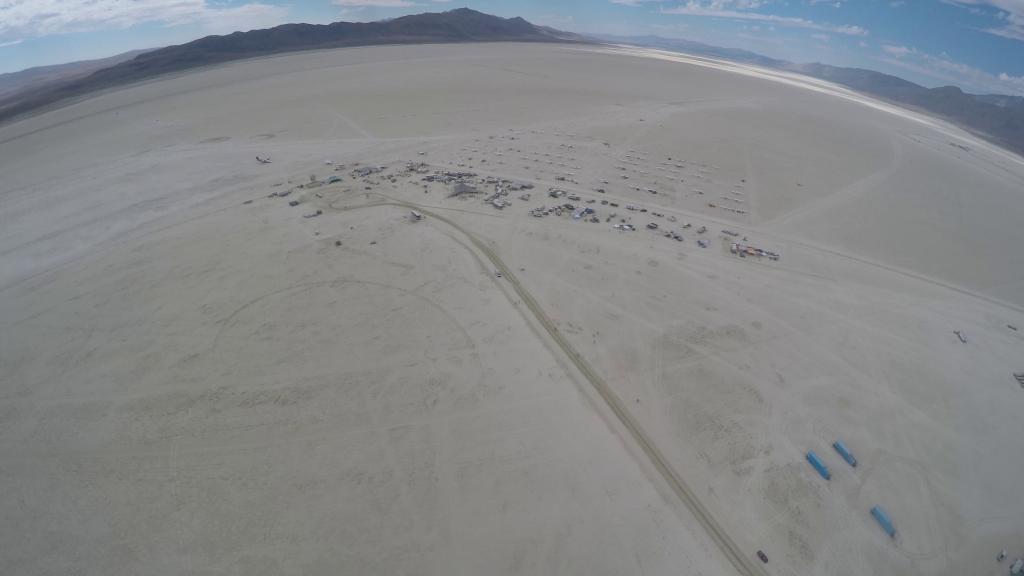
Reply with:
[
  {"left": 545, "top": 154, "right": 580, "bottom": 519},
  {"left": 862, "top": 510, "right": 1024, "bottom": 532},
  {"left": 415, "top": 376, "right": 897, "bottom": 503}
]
[{"left": 1, "top": 1, "right": 1023, "bottom": 96}]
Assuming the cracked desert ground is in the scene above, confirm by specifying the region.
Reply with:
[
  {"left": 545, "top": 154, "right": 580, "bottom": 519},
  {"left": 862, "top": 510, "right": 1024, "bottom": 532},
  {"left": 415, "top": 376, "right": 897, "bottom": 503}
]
[{"left": 1, "top": 43, "right": 1023, "bottom": 576}]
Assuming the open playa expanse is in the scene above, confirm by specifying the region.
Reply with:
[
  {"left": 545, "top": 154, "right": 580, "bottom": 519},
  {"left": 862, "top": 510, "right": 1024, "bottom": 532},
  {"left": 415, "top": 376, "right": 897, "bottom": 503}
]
[{"left": 1, "top": 42, "right": 1023, "bottom": 575}]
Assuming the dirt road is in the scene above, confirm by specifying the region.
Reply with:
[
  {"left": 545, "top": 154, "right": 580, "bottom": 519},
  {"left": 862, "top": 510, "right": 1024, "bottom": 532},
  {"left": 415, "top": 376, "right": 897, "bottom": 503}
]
[{"left": 340, "top": 195, "right": 769, "bottom": 576}]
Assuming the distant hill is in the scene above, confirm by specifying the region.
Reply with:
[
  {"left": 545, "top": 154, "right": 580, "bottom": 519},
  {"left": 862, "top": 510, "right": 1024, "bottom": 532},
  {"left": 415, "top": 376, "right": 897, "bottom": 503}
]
[
  {"left": 0, "top": 49, "right": 150, "bottom": 100},
  {"left": 596, "top": 35, "right": 788, "bottom": 68},
  {"left": 603, "top": 35, "right": 1024, "bottom": 158},
  {"left": 6, "top": 19, "right": 1022, "bottom": 158},
  {"left": 973, "top": 93, "right": 1024, "bottom": 109},
  {"left": 0, "top": 8, "right": 584, "bottom": 124},
  {"left": 784, "top": 62, "right": 1024, "bottom": 155}
]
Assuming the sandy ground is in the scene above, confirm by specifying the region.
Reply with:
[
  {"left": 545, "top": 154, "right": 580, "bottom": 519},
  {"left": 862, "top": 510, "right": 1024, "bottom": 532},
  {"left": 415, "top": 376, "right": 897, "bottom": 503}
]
[{"left": 1, "top": 43, "right": 1023, "bottom": 576}]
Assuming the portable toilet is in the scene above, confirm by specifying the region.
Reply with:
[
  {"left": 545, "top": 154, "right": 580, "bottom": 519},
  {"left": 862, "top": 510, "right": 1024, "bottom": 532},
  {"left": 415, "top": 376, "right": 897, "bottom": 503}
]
[
  {"left": 871, "top": 506, "right": 896, "bottom": 539},
  {"left": 806, "top": 451, "right": 831, "bottom": 480},
  {"left": 833, "top": 440, "right": 857, "bottom": 467}
]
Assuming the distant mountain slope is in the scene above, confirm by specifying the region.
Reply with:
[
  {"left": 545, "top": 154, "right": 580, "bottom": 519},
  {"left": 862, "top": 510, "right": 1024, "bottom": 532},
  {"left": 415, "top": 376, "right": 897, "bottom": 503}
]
[
  {"left": 973, "top": 93, "right": 1024, "bottom": 109},
  {"left": 603, "top": 35, "right": 1024, "bottom": 158},
  {"left": 0, "top": 49, "right": 150, "bottom": 101},
  {"left": 0, "top": 8, "right": 584, "bottom": 124},
  {"left": 596, "top": 35, "right": 788, "bottom": 68},
  {"left": 785, "top": 62, "right": 1024, "bottom": 155}
]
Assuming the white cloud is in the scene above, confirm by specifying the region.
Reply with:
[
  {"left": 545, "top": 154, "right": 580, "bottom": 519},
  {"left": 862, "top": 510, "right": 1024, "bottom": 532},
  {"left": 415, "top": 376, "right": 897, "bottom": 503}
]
[
  {"left": 877, "top": 44, "right": 1024, "bottom": 95},
  {"left": 332, "top": 0, "right": 418, "bottom": 6},
  {"left": 196, "top": 3, "right": 291, "bottom": 35},
  {"left": 946, "top": 0, "right": 1024, "bottom": 40},
  {"left": 995, "top": 71, "right": 1024, "bottom": 95},
  {"left": 882, "top": 44, "right": 913, "bottom": 56},
  {"left": 659, "top": 2, "right": 869, "bottom": 35},
  {"left": 811, "top": 33, "right": 830, "bottom": 41},
  {"left": 534, "top": 13, "right": 576, "bottom": 28},
  {"left": 667, "top": 0, "right": 767, "bottom": 7},
  {"left": 0, "top": 38, "right": 24, "bottom": 47},
  {"left": 0, "top": 0, "right": 290, "bottom": 42}
]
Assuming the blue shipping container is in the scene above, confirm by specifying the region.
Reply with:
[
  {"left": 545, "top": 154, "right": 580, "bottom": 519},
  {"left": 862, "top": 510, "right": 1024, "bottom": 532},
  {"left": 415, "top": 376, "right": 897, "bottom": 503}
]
[
  {"left": 806, "top": 451, "right": 831, "bottom": 480},
  {"left": 871, "top": 506, "right": 896, "bottom": 538},
  {"left": 833, "top": 440, "right": 857, "bottom": 467}
]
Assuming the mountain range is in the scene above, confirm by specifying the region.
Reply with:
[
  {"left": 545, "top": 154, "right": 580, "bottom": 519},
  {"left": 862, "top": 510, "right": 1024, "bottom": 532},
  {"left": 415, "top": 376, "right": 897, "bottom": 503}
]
[
  {"left": 1, "top": 10, "right": 1021, "bottom": 158},
  {"left": 0, "top": 8, "right": 580, "bottom": 124},
  {"left": 0, "top": 49, "right": 150, "bottom": 102},
  {"left": 601, "top": 34, "right": 1024, "bottom": 157}
]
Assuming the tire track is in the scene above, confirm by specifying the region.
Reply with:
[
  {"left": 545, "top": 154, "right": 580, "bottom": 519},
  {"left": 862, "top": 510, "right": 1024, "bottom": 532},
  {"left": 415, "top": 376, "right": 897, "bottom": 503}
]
[{"left": 335, "top": 196, "right": 768, "bottom": 576}]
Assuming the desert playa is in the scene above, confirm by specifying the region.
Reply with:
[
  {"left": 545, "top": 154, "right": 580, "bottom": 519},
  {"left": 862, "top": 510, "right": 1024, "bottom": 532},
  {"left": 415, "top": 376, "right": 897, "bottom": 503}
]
[{"left": 1, "top": 42, "right": 1022, "bottom": 576}]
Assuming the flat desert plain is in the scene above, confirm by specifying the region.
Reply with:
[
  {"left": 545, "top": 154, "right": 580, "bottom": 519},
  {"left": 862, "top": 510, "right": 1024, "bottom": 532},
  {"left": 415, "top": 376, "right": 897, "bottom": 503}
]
[{"left": 1, "top": 43, "right": 1022, "bottom": 576}]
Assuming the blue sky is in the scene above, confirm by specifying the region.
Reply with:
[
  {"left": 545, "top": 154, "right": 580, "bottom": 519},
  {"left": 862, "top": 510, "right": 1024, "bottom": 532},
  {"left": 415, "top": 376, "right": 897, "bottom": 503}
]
[{"left": 1, "top": 1, "right": 1023, "bottom": 95}]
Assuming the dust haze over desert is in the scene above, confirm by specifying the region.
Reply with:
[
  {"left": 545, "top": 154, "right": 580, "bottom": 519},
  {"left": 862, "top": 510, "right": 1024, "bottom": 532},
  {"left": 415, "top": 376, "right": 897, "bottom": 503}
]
[{"left": 1, "top": 16, "right": 1023, "bottom": 576}]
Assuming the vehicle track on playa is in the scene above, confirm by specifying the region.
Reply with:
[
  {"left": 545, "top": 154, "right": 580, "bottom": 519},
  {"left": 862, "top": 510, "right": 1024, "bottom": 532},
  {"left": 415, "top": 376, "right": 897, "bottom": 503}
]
[{"left": 330, "top": 194, "right": 769, "bottom": 576}]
